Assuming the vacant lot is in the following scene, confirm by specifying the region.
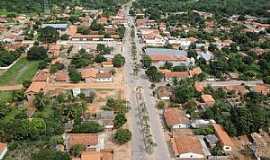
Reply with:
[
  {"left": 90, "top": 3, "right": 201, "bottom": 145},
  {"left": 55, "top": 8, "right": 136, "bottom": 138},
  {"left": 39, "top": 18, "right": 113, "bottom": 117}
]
[{"left": 0, "top": 58, "right": 39, "bottom": 85}]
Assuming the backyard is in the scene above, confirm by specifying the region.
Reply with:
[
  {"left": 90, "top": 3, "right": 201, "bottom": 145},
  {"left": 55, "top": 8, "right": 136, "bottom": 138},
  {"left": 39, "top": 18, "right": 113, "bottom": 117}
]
[{"left": 0, "top": 58, "right": 39, "bottom": 85}]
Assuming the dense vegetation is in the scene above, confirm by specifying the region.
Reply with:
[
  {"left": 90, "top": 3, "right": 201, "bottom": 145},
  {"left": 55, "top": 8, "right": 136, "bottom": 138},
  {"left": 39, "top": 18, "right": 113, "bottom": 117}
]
[
  {"left": 0, "top": 48, "right": 22, "bottom": 67},
  {"left": 0, "top": 0, "right": 129, "bottom": 14},
  {"left": 133, "top": 0, "right": 270, "bottom": 19}
]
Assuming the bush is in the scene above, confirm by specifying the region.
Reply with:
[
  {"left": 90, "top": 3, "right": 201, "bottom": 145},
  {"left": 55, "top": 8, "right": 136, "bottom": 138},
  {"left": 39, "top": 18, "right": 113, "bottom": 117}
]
[
  {"left": 70, "top": 144, "right": 85, "bottom": 157},
  {"left": 112, "top": 54, "right": 125, "bottom": 67},
  {"left": 156, "top": 101, "right": 165, "bottom": 109},
  {"left": 263, "top": 76, "right": 270, "bottom": 84},
  {"left": 193, "top": 127, "right": 215, "bottom": 135},
  {"left": 94, "top": 54, "right": 107, "bottom": 63},
  {"left": 68, "top": 68, "right": 81, "bottom": 83},
  {"left": 32, "top": 149, "right": 70, "bottom": 160},
  {"left": 113, "top": 113, "right": 127, "bottom": 129},
  {"left": 0, "top": 48, "right": 21, "bottom": 67},
  {"left": 72, "top": 121, "right": 104, "bottom": 133},
  {"left": 113, "top": 129, "right": 132, "bottom": 144},
  {"left": 27, "top": 46, "right": 48, "bottom": 60}
]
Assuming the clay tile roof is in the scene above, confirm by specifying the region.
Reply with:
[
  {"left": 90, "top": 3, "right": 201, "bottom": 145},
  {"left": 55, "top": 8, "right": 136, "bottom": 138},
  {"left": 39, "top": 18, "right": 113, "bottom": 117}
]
[
  {"left": 213, "top": 124, "right": 234, "bottom": 147},
  {"left": 224, "top": 85, "right": 247, "bottom": 96},
  {"left": 81, "top": 151, "right": 101, "bottom": 160},
  {"left": 81, "top": 150, "right": 113, "bottom": 160},
  {"left": 80, "top": 68, "right": 98, "bottom": 79},
  {"left": 201, "top": 94, "right": 215, "bottom": 105},
  {"left": 164, "top": 108, "right": 188, "bottom": 127},
  {"left": 68, "top": 133, "right": 98, "bottom": 147},
  {"left": 96, "top": 72, "right": 112, "bottom": 79},
  {"left": 195, "top": 83, "right": 204, "bottom": 92},
  {"left": 159, "top": 69, "right": 171, "bottom": 74},
  {"left": 0, "top": 142, "right": 7, "bottom": 153},
  {"left": 255, "top": 84, "right": 270, "bottom": 95},
  {"left": 190, "top": 67, "right": 202, "bottom": 76},
  {"left": 165, "top": 71, "right": 190, "bottom": 79},
  {"left": 55, "top": 71, "right": 69, "bottom": 82},
  {"left": 101, "top": 61, "right": 113, "bottom": 67},
  {"left": 26, "top": 82, "right": 47, "bottom": 93},
  {"left": 170, "top": 134, "right": 204, "bottom": 156},
  {"left": 150, "top": 54, "right": 187, "bottom": 62},
  {"left": 68, "top": 25, "right": 77, "bottom": 36},
  {"left": 33, "top": 69, "right": 49, "bottom": 82}
]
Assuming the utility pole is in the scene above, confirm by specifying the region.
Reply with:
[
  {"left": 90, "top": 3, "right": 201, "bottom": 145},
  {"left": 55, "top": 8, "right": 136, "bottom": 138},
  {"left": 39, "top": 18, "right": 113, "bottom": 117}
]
[{"left": 44, "top": 0, "right": 50, "bottom": 14}]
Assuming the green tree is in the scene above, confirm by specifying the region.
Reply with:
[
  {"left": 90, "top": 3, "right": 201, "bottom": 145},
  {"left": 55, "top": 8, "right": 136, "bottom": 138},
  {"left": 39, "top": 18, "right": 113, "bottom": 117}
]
[
  {"left": 113, "top": 129, "right": 132, "bottom": 144},
  {"left": 32, "top": 149, "right": 70, "bottom": 160},
  {"left": 113, "top": 54, "right": 125, "bottom": 67},
  {"left": 96, "top": 44, "right": 112, "bottom": 54},
  {"left": 113, "top": 113, "right": 127, "bottom": 129},
  {"left": 145, "top": 66, "right": 163, "bottom": 82},
  {"left": 94, "top": 54, "right": 107, "bottom": 63},
  {"left": 68, "top": 67, "right": 81, "bottom": 83},
  {"left": 34, "top": 92, "right": 50, "bottom": 111},
  {"left": 71, "top": 49, "right": 93, "bottom": 68},
  {"left": 187, "top": 50, "right": 198, "bottom": 58},
  {"left": 173, "top": 80, "right": 196, "bottom": 103},
  {"left": 156, "top": 101, "right": 165, "bottom": 109},
  {"left": 27, "top": 46, "right": 48, "bottom": 60},
  {"left": 70, "top": 144, "right": 85, "bottom": 157},
  {"left": 105, "top": 98, "right": 128, "bottom": 113},
  {"left": 38, "top": 26, "right": 60, "bottom": 44},
  {"left": 11, "top": 90, "right": 25, "bottom": 102},
  {"left": 60, "top": 34, "right": 70, "bottom": 40},
  {"left": 72, "top": 121, "right": 104, "bottom": 133},
  {"left": 142, "top": 55, "right": 152, "bottom": 68}
]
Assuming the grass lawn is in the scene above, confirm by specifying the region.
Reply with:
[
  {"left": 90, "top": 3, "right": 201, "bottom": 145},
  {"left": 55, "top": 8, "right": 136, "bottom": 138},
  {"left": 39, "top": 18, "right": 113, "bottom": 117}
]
[
  {"left": 0, "top": 91, "right": 12, "bottom": 102},
  {"left": 0, "top": 58, "right": 40, "bottom": 85}
]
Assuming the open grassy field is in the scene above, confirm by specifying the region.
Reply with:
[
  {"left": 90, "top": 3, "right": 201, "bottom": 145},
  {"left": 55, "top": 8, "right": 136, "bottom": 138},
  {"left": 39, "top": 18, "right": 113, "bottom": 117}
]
[{"left": 0, "top": 58, "right": 39, "bottom": 85}]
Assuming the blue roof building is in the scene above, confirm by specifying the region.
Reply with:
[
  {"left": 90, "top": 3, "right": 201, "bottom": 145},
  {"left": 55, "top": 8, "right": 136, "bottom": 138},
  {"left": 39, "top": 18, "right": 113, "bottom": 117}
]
[{"left": 41, "top": 23, "right": 69, "bottom": 31}]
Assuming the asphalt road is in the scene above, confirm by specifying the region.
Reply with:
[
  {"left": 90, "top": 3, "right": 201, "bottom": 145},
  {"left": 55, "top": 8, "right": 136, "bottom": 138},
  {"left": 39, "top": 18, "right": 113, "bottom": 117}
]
[{"left": 122, "top": 2, "right": 171, "bottom": 160}]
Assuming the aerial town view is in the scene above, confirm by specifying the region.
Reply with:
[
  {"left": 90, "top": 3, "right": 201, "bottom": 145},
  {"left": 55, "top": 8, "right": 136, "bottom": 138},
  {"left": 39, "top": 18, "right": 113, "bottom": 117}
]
[{"left": 0, "top": 0, "right": 269, "bottom": 160}]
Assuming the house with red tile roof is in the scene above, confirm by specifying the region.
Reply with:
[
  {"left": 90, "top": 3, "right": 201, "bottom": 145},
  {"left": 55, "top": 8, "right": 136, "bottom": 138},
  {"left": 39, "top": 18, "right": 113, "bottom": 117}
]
[
  {"left": 164, "top": 108, "right": 189, "bottom": 129},
  {"left": 201, "top": 94, "right": 215, "bottom": 107},
  {"left": 32, "top": 69, "right": 49, "bottom": 82},
  {"left": 65, "top": 133, "right": 100, "bottom": 151},
  {"left": 74, "top": 149, "right": 113, "bottom": 160},
  {"left": 255, "top": 84, "right": 270, "bottom": 95},
  {"left": 81, "top": 68, "right": 98, "bottom": 83},
  {"left": 0, "top": 142, "right": 7, "bottom": 160},
  {"left": 25, "top": 82, "right": 47, "bottom": 102},
  {"left": 194, "top": 83, "right": 204, "bottom": 93},
  {"left": 80, "top": 68, "right": 113, "bottom": 83},
  {"left": 189, "top": 67, "right": 202, "bottom": 77},
  {"left": 213, "top": 124, "right": 234, "bottom": 153},
  {"left": 101, "top": 60, "right": 113, "bottom": 68},
  {"left": 55, "top": 71, "right": 69, "bottom": 82},
  {"left": 170, "top": 133, "right": 205, "bottom": 159},
  {"left": 145, "top": 48, "right": 194, "bottom": 67},
  {"left": 164, "top": 71, "right": 190, "bottom": 82},
  {"left": 96, "top": 71, "right": 113, "bottom": 82}
]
